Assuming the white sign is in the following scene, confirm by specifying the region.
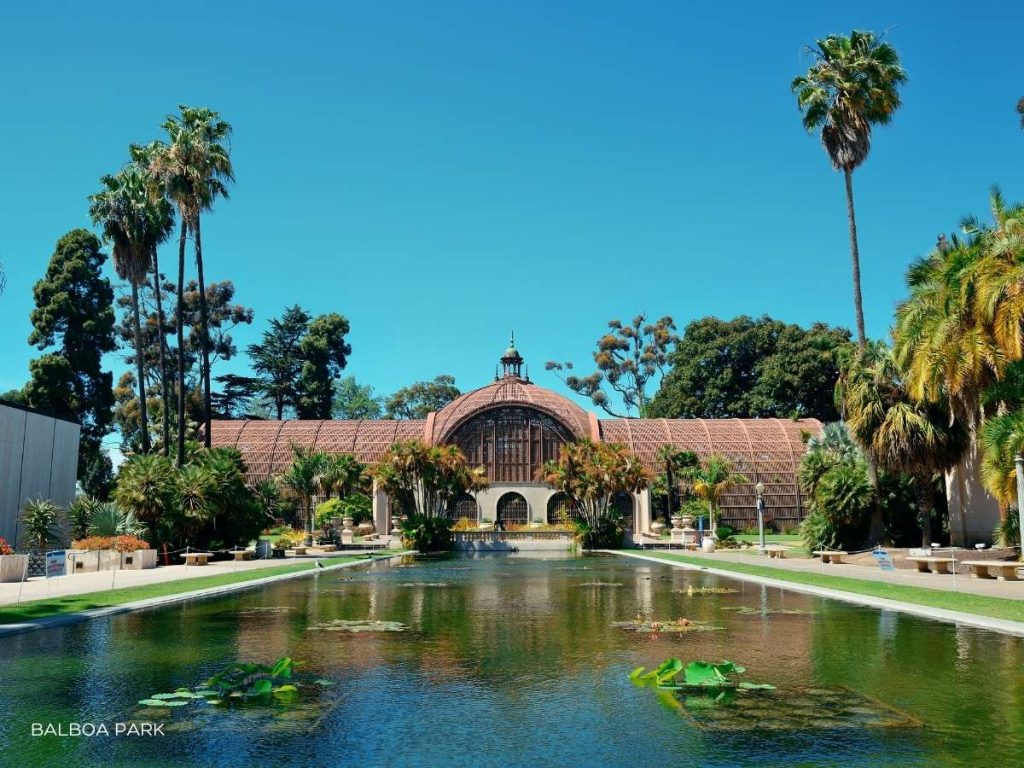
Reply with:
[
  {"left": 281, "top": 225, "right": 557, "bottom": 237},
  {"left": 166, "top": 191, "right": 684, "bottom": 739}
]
[{"left": 45, "top": 550, "right": 66, "bottom": 578}]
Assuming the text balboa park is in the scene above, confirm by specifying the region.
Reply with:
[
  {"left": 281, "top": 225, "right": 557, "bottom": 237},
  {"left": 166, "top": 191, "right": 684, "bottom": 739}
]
[{"left": 32, "top": 722, "right": 164, "bottom": 737}]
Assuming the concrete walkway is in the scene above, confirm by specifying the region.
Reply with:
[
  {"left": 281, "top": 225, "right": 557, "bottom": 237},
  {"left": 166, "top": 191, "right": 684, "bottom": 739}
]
[
  {"left": 614, "top": 549, "right": 1024, "bottom": 638},
  {"left": 0, "top": 550, "right": 385, "bottom": 607}
]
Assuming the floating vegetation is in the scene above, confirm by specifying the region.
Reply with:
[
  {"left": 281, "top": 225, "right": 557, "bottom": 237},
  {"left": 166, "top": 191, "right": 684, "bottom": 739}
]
[
  {"left": 577, "top": 581, "right": 623, "bottom": 587},
  {"left": 721, "top": 606, "right": 817, "bottom": 616},
  {"left": 307, "top": 619, "right": 407, "bottom": 633},
  {"left": 676, "top": 586, "right": 739, "bottom": 596},
  {"left": 397, "top": 582, "right": 450, "bottom": 588},
  {"left": 237, "top": 606, "right": 293, "bottom": 616},
  {"left": 613, "top": 617, "right": 723, "bottom": 634},
  {"left": 137, "top": 657, "right": 332, "bottom": 710}
]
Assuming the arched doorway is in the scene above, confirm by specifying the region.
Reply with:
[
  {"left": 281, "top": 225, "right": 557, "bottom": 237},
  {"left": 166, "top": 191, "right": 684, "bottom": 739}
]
[
  {"left": 448, "top": 493, "right": 479, "bottom": 523},
  {"left": 496, "top": 492, "right": 528, "bottom": 527},
  {"left": 547, "top": 492, "right": 581, "bottom": 525},
  {"left": 611, "top": 492, "right": 634, "bottom": 533}
]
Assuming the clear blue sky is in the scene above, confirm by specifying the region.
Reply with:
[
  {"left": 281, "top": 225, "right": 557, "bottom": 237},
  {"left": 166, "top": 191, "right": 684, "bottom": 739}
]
[{"left": 1, "top": 0, "right": 1022, "bottom": 413}]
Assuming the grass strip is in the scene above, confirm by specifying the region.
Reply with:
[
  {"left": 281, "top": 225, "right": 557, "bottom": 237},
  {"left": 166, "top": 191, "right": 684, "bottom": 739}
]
[
  {"left": 631, "top": 551, "right": 1024, "bottom": 624},
  {"left": 0, "top": 555, "right": 393, "bottom": 625}
]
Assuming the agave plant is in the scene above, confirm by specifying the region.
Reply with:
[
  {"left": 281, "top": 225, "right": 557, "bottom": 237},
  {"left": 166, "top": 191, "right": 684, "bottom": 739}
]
[
  {"left": 67, "top": 496, "right": 104, "bottom": 540},
  {"left": 20, "top": 499, "right": 64, "bottom": 551}
]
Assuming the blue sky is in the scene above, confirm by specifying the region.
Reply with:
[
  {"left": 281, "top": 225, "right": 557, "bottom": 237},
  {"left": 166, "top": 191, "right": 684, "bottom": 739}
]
[{"left": 1, "top": 0, "right": 1022, "bottom": 417}]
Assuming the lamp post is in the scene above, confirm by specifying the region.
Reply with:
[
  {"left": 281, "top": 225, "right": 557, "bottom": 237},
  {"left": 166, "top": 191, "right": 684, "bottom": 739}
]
[{"left": 755, "top": 481, "right": 766, "bottom": 552}]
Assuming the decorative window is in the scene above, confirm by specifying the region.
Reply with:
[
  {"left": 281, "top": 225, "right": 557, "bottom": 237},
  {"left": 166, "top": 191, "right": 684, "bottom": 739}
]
[{"left": 449, "top": 407, "right": 573, "bottom": 483}]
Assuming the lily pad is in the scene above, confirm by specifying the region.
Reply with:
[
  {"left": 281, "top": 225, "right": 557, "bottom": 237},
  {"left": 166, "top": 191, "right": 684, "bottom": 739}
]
[
  {"left": 307, "top": 619, "right": 407, "bottom": 633},
  {"left": 613, "top": 619, "right": 723, "bottom": 634},
  {"left": 722, "top": 606, "right": 816, "bottom": 616},
  {"left": 676, "top": 586, "right": 739, "bottom": 596}
]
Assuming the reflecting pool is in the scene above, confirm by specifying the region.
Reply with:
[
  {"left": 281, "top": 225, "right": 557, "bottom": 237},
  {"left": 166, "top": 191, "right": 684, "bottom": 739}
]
[{"left": 1, "top": 553, "right": 1022, "bottom": 767}]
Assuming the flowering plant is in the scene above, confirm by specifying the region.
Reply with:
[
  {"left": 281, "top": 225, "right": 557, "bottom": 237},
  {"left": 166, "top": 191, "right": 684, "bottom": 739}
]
[{"left": 0, "top": 537, "right": 13, "bottom": 556}]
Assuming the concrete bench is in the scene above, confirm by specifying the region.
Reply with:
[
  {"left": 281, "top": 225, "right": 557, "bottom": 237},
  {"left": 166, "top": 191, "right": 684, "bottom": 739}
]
[
  {"left": 814, "top": 550, "right": 848, "bottom": 564},
  {"left": 315, "top": 544, "right": 337, "bottom": 553},
  {"left": 182, "top": 552, "right": 213, "bottom": 566},
  {"left": 230, "top": 550, "right": 253, "bottom": 561},
  {"left": 961, "top": 560, "right": 1020, "bottom": 581},
  {"left": 906, "top": 556, "right": 957, "bottom": 574},
  {"left": 763, "top": 546, "right": 787, "bottom": 559},
  {"left": 287, "top": 546, "right": 307, "bottom": 557}
]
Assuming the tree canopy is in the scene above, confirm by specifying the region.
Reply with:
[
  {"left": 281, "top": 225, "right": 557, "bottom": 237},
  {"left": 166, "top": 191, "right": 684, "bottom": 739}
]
[
  {"left": 333, "top": 376, "right": 383, "bottom": 420},
  {"left": 384, "top": 375, "right": 460, "bottom": 419},
  {"left": 647, "top": 315, "right": 851, "bottom": 420}
]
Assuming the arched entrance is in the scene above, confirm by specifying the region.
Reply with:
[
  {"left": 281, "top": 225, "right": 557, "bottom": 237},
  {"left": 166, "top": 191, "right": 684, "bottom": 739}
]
[
  {"left": 547, "top": 492, "right": 581, "bottom": 525},
  {"left": 611, "top": 492, "right": 634, "bottom": 533},
  {"left": 496, "top": 492, "right": 528, "bottom": 527},
  {"left": 448, "top": 493, "right": 479, "bottom": 522}
]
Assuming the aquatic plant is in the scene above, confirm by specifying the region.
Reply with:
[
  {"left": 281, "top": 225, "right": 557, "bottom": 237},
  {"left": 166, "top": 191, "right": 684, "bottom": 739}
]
[
  {"left": 630, "top": 658, "right": 774, "bottom": 691},
  {"left": 306, "top": 619, "right": 407, "bottom": 632},
  {"left": 676, "top": 586, "right": 739, "bottom": 596},
  {"left": 137, "top": 657, "right": 329, "bottom": 709},
  {"left": 721, "top": 606, "right": 817, "bottom": 616},
  {"left": 612, "top": 618, "right": 723, "bottom": 634}
]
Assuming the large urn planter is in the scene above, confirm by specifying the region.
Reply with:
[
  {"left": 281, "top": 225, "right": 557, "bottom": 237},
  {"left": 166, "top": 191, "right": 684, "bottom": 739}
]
[
  {"left": 650, "top": 521, "right": 666, "bottom": 536},
  {"left": 356, "top": 521, "right": 374, "bottom": 537},
  {"left": 701, "top": 537, "right": 716, "bottom": 553},
  {"left": 0, "top": 554, "right": 28, "bottom": 583}
]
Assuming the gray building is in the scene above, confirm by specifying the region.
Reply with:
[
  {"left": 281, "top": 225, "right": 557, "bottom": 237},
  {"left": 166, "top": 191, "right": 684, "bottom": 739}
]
[{"left": 0, "top": 403, "right": 80, "bottom": 547}]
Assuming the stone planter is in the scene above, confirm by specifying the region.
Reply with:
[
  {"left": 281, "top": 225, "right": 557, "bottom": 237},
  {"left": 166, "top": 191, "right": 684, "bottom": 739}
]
[
  {"left": 670, "top": 515, "right": 683, "bottom": 530},
  {"left": 679, "top": 515, "right": 695, "bottom": 529},
  {"left": 120, "top": 549, "right": 157, "bottom": 570},
  {"left": 341, "top": 516, "right": 355, "bottom": 545},
  {"left": 356, "top": 521, "right": 374, "bottom": 537},
  {"left": 0, "top": 554, "right": 28, "bottom": 583},
  {"left": 701, "top": 537, "right": 716, "bottom": 553},
  {"left": 650, "top": 521, "right": 666, "bottom": 536}
]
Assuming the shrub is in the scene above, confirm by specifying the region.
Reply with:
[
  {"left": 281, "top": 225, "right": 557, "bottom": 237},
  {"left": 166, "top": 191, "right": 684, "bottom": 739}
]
[
  {"left": 88, "top": 503, "right": 146, "bottom": 538},
  {"left": 20, "top": 499, "right": 63, "bottom": 551},
  {"left": 274, "top": 530, "right": 307, "bottom": 549},
  {"left": 314, "top": 498, "right": 344, "bottom": 528},
  {"left": 716, "top": 525, "right": 735, "bottom": 540},
  {"left": 995, "top": 511, "right": 1019, "bottom": 548},
  {"left": 399, "top": 514, "right": 452, "bottom": 552},
  {"left": 571, "top": 516, "right": 625, "bottom": 549},
  {"left": 72, "top": 535, "right": 150, "bottom": 552},
  {"left": 0, "top": 537, "right": 13, "bottom": 556},
  {"left": 451, "top": 517, "right": 477, "bottom": 531},
  {"left": 68, "top": 496, "right": 103, "bottom": 540}
]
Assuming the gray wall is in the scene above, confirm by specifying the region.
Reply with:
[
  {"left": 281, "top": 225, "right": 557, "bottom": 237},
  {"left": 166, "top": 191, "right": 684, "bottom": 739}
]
[{"left": 0, "top": 404, "right": 80, "bottom": 547}]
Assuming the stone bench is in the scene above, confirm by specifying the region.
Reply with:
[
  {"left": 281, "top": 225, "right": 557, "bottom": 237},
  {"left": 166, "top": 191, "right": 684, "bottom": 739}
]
[
  {"left": 763, "top": 546, "right": 787, "bottom": 559},
  {"left": 961, "top": 560, "right": 1021, "bottom": 581},
  {"left": 813, "top": 550, "right": 848, "bottom": 564},
  {"left": 287, "top": 546, "right": 308, "bottom": 557},
  {"left": 182, "top": 552, "right": 213, "bottom": 566},
  {"left": 906, "top": 556, "right": 957, "bottom": 574},
  {"left": 315, "top": 544, "right": 337, "bottom": 553},
  {"left": 230, "top": 550, "right": 253, "bottom": 561}
]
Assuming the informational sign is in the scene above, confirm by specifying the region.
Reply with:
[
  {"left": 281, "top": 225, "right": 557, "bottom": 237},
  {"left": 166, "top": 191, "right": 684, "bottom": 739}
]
[
  {"left": 45, "top": 550, "right": 66, "bottom": 578},
  {"left": 872, "top": 548, "right": 895, "bottom": 572}
]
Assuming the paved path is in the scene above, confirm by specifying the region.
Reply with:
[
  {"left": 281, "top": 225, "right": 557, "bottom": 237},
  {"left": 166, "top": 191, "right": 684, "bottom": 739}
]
[
  {"left": 681, "top": 547, "right": 1024, "bottom": 600},
  {"left": 0, "top": 551, "right": 383, "bottom": 607}
]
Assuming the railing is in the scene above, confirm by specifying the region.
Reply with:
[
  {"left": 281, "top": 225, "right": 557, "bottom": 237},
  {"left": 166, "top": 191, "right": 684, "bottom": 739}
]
[{"left": 454, "top": 531, "right": 573, "bottom": 543}]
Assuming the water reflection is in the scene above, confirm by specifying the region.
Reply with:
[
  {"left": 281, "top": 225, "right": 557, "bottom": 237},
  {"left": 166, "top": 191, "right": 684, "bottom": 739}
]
[{"left": 0, "top": 553, "right": 1021, "bottom": 767}]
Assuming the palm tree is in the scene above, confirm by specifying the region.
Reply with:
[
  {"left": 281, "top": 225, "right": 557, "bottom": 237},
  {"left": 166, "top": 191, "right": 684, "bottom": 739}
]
[
  {"left": 839, "top": 346, "right": 968, "bottom": 547},
  {"left": 684, "top": 455, "right": 747, "bottom": 537},
  {"left": 792, "top": 31, "right": 907, "bottom": 351},
  {"left": 148, "top": 105, "right": 234, "bottom": 462},
  {"left": 114, "top": 454, "right": 177, "bottom": 540},
  {"left": 279, "top": 447, "right": 330, "bottom": 544},
  {"left": 980, "top": 411, "right": 1024, "bottom": 559},
  {"left": 89, "top": 167, "right": 157, "bottom": 453},
  {"left": 129, "top": 141, "right": 176, "bottom": 456}
]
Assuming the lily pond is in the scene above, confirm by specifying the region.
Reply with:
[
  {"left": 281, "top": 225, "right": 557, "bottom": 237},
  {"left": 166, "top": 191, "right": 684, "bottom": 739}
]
[{"left": 2, "top": 553, "right": 1023, "bottom": 767}]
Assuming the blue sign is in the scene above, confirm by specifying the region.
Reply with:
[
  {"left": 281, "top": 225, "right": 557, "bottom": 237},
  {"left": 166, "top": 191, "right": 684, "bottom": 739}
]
[{"left": 45, "top": 550, "right": 66, "bottom": 578}]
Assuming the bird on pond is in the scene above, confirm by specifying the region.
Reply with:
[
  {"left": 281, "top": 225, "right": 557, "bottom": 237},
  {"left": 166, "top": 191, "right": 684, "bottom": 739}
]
[{"left": 315, "top": 560, "right": 325, "bottom": 569}]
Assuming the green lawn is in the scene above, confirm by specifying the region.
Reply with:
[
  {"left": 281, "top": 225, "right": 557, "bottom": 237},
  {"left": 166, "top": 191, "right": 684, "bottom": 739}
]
[
  {"left": 629, "top": 551, "right": 1024, "bottom": 624},
  {"left": 0, "top": 555, "right": 392, "bottom": 626}
]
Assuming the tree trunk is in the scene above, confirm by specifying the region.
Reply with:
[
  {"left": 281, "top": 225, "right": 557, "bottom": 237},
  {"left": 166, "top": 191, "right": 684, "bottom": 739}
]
[
  {"left": 193, "top": 215, "right": 212, "bottom": 448},
  {"left": 1015, "top": 454, "right": 1024, "bottom": 562},
  {"left": 151, "top": 247, "right": 170, "bottom": 457},
  {"left": 843, "top": 167, "right": 867, "bottom": 352},
  {"left": 916, "top": 474, "right": 934, "bottom": 549},
  {"left": 175, "top": 219, "right": 187, "bottom": 467},
  {"left": 131, "top": 281, "right": 150, "bottom": 454},
  {"left": 865, "top": 461, "right": 884, "bottom": 544}
]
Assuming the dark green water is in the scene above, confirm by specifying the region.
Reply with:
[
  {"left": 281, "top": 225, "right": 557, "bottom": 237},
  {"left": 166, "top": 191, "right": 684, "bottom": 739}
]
[{"left": 1, "top": 553, "right": 1022, "bottom": 767}]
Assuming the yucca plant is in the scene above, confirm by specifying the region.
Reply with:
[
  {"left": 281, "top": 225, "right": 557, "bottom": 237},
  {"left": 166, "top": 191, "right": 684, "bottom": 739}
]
[
  {"left": 68, "top": 496, "right": 104, "bottom": 540},
  {"left": 20, "top": 499, "right": 63, "bottom": 551},
  {"left": 88, "top": 503, "right": 147, "bottom": 538}
]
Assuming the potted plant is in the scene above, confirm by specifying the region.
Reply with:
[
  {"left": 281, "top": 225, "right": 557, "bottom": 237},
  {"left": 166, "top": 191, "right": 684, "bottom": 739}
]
[{"left": 0, "top": 537, "right": 28, "bottom": 583}]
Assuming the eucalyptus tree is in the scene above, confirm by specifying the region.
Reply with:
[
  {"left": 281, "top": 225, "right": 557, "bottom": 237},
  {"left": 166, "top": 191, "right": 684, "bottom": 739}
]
[
  {"left": 792, "top": 31, "right": 906, "bottom": 350},
  {"left": 148, "top": 105, "right": 234, "bottom": 461}
]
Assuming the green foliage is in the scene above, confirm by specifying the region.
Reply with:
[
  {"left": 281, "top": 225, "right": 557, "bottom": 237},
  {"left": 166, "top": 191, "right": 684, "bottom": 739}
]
[
  {"left": 25, "top": 229, "right": 116, "bottom": 491},
  {"left": 332, "top": 376, "right": 383, "bottom": 419},
  {"left": 20, "top": 499, "right": 64, "bottom": 551},
  {"left": 571, "top": 515, "right": 625, "bottom": 549},
  {"left": 316, "top": 493, "right": 373, "bottom": 527},
  {"left": 630, "top": 658, "right": 774, "bottom": 691},
  {"left": 684, "top": 454, "right": 747, "bottom": 534},
  {"left": 138, "top": 657, "right": 323, "bottom": 709},
  {"left": 648, "top": 316, "right": 851, "bottom": 420},
  {"left": 68, "top": 496, "right": 103, "bottom": 540},
  {"left": 115, "top": 454, "right": 177, "bottom": 526},
  {"left": 994, "top": 511, "right": 1019, "bottom": 548},
  {"left": 373, "top": 441, "right": 487, "bottom": 519},
  {"left": 399, "top": 513, "right": 453, "bottom": 552},
  {"left": 314, "top": 498, "right": 343, "bottom": 527},
  {"left": 547, "top": 314, "right": 677, "bottom": 417},
  {"left": 87, "top": 503, "right": 146, "bottom": 538},
  {"left": 248, "top": 306, "right": 351, "bottom": 420},
  {"left": 384, "top": 375, "right": 460, "bottom": 419}
]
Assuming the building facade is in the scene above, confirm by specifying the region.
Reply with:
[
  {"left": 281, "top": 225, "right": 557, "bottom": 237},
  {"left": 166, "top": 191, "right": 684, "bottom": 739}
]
[
  {"left": 210, "top": 342, "right": 822, "bottom": 536},
  {"left": 0, "top": 403, "right": 80, "bottom": 546}
]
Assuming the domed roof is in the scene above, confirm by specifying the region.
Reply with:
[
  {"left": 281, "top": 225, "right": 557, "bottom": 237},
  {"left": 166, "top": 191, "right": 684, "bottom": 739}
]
[{"left": 430, "top": 377, "right": 595, "bottom": 444}]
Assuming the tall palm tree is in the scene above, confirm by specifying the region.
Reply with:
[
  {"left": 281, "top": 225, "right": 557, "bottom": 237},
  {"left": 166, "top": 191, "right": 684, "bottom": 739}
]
[
  {"left": 792, "top": 30, "right": 907, "bottom": 351},
  {"left": 683, "top": 454, "right": 747, "bottom": 537},
  {"left": 89, "top": 167, "right": 158, "bottom": 453},
  {"left": 148, "top": 105, "right": 234, "bottom": 463},
  {"left": 130, "top": 142, "right": 176, "bottom": 456},
  {"left": 839, "top": 345, "right": 968, "bottom": 547},
  {"left": 279, "top": 446, "right": 330, "bottom": 545}
]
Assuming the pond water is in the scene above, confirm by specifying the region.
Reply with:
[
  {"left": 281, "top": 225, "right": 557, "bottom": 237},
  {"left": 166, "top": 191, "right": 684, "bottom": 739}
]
[{"left": 1, "top": 553, "right": 1023, "bottom": 767}]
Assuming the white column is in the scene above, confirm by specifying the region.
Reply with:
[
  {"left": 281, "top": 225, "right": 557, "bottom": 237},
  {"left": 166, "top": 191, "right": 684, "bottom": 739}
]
[
  {"left": 636, "top": 489, "right": 652, "bottom": 534},
  {"left": 372, "top": 478, "right": 389, "bottom": 533}
]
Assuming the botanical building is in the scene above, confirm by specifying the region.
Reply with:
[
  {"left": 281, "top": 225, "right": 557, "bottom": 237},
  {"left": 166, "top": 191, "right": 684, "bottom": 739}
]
[{"left": 210, "top": 341, "right": 821, "bottom": 536}]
